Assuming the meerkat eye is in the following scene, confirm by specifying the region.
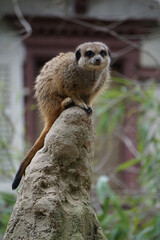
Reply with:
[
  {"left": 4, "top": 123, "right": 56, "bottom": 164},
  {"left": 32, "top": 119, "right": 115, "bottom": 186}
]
[
  {"left": 100, "top": 50, "right": 107, "bottom": 57},
  {"left": 85, "top": 50, "right": 95, "bottom": 58}
]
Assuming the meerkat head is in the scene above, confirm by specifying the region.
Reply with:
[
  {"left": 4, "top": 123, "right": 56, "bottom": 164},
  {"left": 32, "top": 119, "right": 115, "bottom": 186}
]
[{"left": 75, "top": 42, "right": 111, "bottom": 70}]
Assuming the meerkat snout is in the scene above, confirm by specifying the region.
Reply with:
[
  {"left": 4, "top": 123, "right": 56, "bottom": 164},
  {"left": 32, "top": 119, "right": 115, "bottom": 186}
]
[{"left": 93, "top": 56, "right": 101, "bottom": 65}]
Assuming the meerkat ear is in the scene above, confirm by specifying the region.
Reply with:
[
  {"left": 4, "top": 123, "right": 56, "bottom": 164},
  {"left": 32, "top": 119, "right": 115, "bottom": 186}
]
[
  {"left": 108, "top": 49, "right": 111, "bottom": 58},
  {"left": 75, "top": 49, "right": 81, "bottom": 62}
]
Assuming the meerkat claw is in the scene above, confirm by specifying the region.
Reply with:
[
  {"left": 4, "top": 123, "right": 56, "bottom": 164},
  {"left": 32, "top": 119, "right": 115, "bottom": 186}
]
[{"left": 84, "top": 106, "right": 92, "bottom": 115}]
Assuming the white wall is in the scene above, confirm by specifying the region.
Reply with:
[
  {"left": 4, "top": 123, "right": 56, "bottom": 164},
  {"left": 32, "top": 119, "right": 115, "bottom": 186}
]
[
  {"left": 0, "top": 0, "right": 74, "bottom": 18},
  {"left": 140, "top": 31, "right": 160, "bottom": 68},
  {"left": 1, "top": 0, "right": 159, "bottom": 20},
  {"left": 87, "top": 0, "right": 160, "bottom": 20}
]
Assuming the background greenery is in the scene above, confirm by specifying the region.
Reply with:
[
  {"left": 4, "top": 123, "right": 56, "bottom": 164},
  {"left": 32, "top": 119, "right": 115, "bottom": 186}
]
[
  {"left": 95, "top": 77, "right": 160, "bottom": 240},
  {"left": 0, "top": 77, "right": 160, "bottom": 239}
]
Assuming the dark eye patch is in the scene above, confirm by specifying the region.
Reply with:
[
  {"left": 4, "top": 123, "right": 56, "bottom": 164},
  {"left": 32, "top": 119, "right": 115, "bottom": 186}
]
[
  {"left": 85, "top": 50, "right": 95, "bottom": 58},
  {"left": 100, "top": 50, "right": 107, "bottom": 57}
]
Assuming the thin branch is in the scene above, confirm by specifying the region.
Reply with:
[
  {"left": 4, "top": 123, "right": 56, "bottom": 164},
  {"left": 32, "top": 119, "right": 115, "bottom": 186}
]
[
  {"left": 94, "top": 141, "right": 120, "bottom": 173},
  {"left": 109, "top": 174, "right": 129, "bottom": 189},
  {"left": 116, "top": 131, "right": 140, "bottom": 158},
  {"left": 12, "top": 0, "right": 32, "bottom": 41}
]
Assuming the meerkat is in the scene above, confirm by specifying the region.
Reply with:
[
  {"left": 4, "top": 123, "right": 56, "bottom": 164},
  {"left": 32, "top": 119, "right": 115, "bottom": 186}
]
[{"left": 12, "top": 42, "right": 111, "bottom": 190}]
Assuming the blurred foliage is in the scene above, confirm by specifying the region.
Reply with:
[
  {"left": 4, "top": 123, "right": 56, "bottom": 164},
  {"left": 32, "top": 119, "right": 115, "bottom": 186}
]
[
  {"left": 0, "top": 192, "right": 16, "bottom": 239},
  {"left": 96, "top": 77, "right": 160, "bottom": 239}
]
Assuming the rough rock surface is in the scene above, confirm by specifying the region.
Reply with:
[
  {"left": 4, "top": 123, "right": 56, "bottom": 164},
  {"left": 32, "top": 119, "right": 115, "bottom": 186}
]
[{"left": 3, "top": 107, "right": 107, "bottom": 240}]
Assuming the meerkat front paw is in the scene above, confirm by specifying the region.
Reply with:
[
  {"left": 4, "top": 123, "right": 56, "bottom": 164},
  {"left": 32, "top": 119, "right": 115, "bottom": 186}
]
[{"left": 62, "top": 97, "right": 75, "bottom": 109}]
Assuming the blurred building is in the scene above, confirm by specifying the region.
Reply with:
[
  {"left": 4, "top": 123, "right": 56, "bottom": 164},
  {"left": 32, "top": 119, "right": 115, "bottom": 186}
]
[{"left": 0, "top": 0, "right": 160, "bottom": 191}]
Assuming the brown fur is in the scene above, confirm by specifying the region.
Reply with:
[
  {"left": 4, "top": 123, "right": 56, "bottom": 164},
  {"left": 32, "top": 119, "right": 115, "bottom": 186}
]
[{"left": 12, "top": 42, "right": 111, "bottom": 189}]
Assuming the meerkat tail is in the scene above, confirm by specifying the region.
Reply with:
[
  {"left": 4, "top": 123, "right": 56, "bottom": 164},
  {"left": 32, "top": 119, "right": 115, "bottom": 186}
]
[{"left": 12, "top": 123, "right": 52, "bottom": 190}]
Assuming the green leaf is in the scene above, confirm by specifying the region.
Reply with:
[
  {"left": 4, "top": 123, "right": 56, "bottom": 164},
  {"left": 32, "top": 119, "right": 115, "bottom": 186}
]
[
  {"left": 117, "top": 158, "right": 140, "bottom": 171},
  {"left": 99, "top": 197, "right": 110, "bottom": 221},
  {"left": 111, "top": 76, "right": 131, "bottom": 86}
]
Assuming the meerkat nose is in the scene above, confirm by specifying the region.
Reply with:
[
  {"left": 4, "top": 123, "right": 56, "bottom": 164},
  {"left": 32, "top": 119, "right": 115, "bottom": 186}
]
[{"left": 93, "top": 57, "right": 101, "bottom": 65}]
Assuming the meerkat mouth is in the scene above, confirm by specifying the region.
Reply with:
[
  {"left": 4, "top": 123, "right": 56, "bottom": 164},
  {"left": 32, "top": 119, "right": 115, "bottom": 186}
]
[{"left": 93, "top": 62, "right": 101, "bottom": 66}]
